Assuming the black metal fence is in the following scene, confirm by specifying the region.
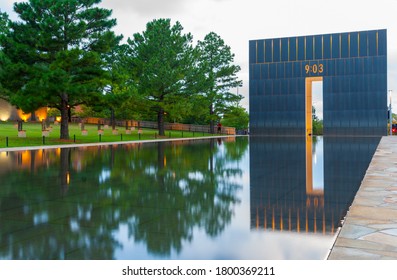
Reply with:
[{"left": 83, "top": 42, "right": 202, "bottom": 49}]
[{"left": 71, "top": 117, "right": 236, "bottom": 135}]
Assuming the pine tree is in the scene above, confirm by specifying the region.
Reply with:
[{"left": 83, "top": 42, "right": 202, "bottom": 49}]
[
  {"left": 128, "top": 18, "right": 197, "bottom": 136},
  {"left": 1, "top": 0, "right": 121, "bottom": 139},
  {"left": 197, "top": 32, "right": 242, "bottom": 134},
  {"left": 0, "top": 10, "right": 10, "bottom": 98}
]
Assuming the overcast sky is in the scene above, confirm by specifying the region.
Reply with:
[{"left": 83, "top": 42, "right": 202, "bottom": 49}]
[{"left": 2, "top": 0, "right": 397, "bottom": 110}]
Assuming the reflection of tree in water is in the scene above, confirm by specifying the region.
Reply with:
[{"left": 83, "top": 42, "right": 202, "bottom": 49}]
[
  {"left": 109, "top": 139, "right": 247, "bottom": 256},
  {"left": 0, "top": 148, "right": 121, "bottom": 259},
  {"left": 0, "top": 138, "right": 248, "bottom": 259}
]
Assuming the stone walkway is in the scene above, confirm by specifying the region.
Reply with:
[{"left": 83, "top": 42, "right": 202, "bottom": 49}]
[{"left": 328, "top": 136, "right": 397, "bottom": 259}]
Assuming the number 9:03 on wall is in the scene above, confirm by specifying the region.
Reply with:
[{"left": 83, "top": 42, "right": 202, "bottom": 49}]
[{"left": 305, "top": 64, "right": 324, "bottom": 74}]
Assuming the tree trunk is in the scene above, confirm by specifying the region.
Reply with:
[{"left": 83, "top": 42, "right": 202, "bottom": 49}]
[
  {"left": 30, "top": 111, "right": 37, "bottom": 121},
  {"left": 110, "top": 145, "right": 115, "bottom": 169},
  {"left": 60, "top": 96, "right": 70, "bottom": 140},
  {"left": 157, "top": 142, "right": 165, "bottom": 188},
  {"left": 68, "top": 107, "right": 72, "bottom": 122},
  {"left": 59, "top": 148, "right": 71, "bottom": 194},
  {"left": 209, "top": 104, "right": 215, "bottom": 134},
  {"left": 158, "top": 108, "right": 165, "bottom": 136},
  {"left": 209, "top": 139, "right": 215, "bottom": 184},
  {"left": 111, "top": 108, "right": 116, "bottom": 130},
  {"left": 30, "top": 150, "right": 36, "bottom": 172}
]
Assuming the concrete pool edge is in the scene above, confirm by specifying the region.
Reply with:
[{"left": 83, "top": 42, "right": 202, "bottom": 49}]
[
  {"left": 0, "top": 135, "right": 247, "bottom": 152},
  {"left": 327, "top": 136, "right": 397, "bottom": 260}
]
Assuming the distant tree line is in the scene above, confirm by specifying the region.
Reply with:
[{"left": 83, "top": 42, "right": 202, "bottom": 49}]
[
  {"left": 312, "top": 106, "right": 323, "bottom": 135},
  {"left": 0, "top": 0, "right": 248, "bottom": 139}
]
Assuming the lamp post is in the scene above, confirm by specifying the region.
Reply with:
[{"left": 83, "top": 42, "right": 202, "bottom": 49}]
[
  {"left": 389, "top": 90, "right": 392, "bottom": 136},
  {"left": 236, "top": 85, "right": 243, "bottom": 97}
]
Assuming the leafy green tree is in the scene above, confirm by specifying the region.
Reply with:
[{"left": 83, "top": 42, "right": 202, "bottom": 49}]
[
  {"left": 0, "top": 10, "right": 10, "bottom": 98},
  {"left": 196, "top": 32, "right": 243, "bottom": 133},
  {"left": 1, "top": 0, "right": 121, "bottom": 139},
  {"left": 0, "top": 10, "right": 7, "bottom": 34},
  {"left": 101, "top": 43, "right": 135, "bottom": 129},
  {"left": 221, "top": 105, "right": 249, "bottom": 131},
  {"left": 312, "top": 106, "right": 323, "bottom": 135},
  {"left": 127, "top": 18, "right": 198, "bottom": 136}
]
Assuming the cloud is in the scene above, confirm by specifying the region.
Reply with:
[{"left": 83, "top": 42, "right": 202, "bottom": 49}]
[
  {"left": 0, "top": 0, "right": 18, "bottom": 18},
  {"left": 103, "top": 0, "right": 190, "bottom": 15}
]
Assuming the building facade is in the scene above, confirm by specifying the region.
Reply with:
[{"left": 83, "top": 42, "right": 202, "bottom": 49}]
[{"left": 249, "top": 29, "right": 387, "bottom": 136}]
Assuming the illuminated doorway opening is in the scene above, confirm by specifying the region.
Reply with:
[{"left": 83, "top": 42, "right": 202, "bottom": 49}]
[
  {"left": 312, "top": 81, "right": 323, "bottom": 122},
  {"left": 305, "top": 77, "right": 325, "bottom": 225},
  {"left": 305, "top": 77, "right": 323, "bottom": 135}
]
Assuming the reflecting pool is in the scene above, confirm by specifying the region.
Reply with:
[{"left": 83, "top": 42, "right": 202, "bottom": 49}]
[{"left": 0, "top": 136, "right": 380, "bottom": 260}]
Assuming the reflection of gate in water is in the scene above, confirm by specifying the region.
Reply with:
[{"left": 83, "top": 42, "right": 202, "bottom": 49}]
[{"left": 249, "top": 136, "right": 380, "bottom": 234}]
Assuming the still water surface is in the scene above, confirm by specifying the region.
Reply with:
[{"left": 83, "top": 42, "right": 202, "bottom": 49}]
[{"left": 0, "top": 136, "right": 380, "bottom": 259}]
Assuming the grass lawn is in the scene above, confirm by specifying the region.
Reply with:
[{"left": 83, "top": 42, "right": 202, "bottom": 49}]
[{"left": 0, "top": 121, "right": 213, "bottom": 148}]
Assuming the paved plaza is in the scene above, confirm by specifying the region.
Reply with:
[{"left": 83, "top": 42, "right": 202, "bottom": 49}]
[{"left": 328, "top": 136, "right": 397, "bottom": 259}]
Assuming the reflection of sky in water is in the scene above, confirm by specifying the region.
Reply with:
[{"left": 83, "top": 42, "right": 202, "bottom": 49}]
[
  {"left": 113, "top": 144, "right": 335, "bottom": 260},
  {"left": 313, "top": 137, "right": 324, "bottom": 191},
  {"left": 99, "top": 169, "right": 111, "bottom": 183},
  {"left": 1, "top": 136, "right": 377, "bottom": 260}
]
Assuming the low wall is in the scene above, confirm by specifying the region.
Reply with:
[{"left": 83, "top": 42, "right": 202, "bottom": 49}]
[{"left": 72, "top": 117, "right": 236, "bottom": 135}]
